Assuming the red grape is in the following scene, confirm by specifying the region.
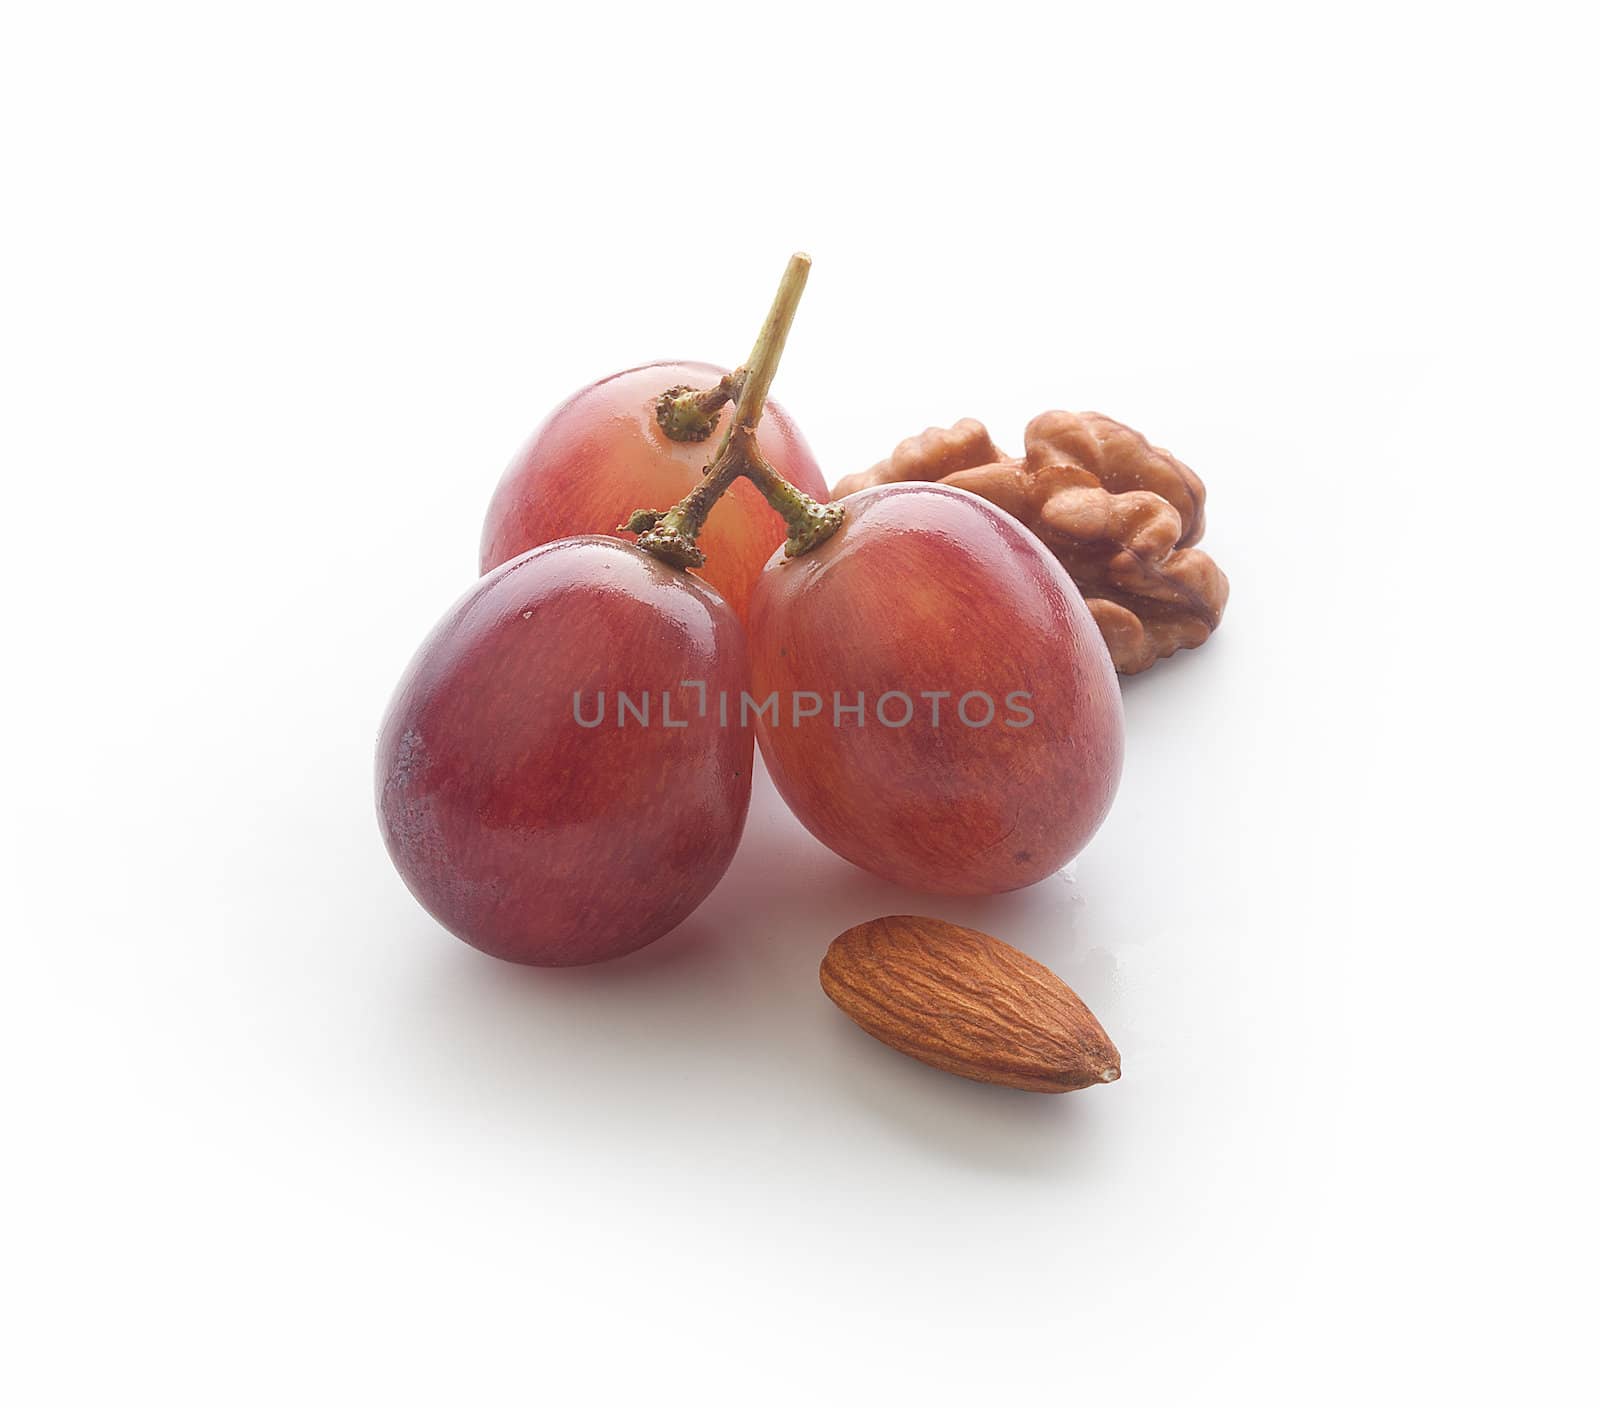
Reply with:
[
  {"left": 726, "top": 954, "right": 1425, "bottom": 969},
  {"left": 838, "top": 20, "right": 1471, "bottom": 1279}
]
[
  {"left": 377, "top": 537, "right": 751, "bottom": 965},
  {"left": 747, "top": 483, "right": 1124, "bottom": 895},
  {"left": 480, "top": 361, "right": 829, "bottom": 621}
]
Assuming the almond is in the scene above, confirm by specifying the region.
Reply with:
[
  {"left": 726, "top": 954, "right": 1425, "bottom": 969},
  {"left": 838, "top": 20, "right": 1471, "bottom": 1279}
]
[{"left": 819, "top": 915, "right": 1121, "bottom": 1093}]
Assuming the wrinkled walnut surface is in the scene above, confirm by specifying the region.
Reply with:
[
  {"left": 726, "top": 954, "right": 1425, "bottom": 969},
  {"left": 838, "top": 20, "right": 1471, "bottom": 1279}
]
[{"left": 834, "top": 412, "right": 1228, "bottom": 673}]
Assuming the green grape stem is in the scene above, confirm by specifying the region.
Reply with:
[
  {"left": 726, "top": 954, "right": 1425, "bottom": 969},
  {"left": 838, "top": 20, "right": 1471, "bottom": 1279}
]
[{"left": 621, "top": 253, "right": 844, "bottom": 568}]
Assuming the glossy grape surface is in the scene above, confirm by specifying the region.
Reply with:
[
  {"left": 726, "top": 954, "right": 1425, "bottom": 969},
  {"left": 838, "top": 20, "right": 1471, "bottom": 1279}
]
[
  {"left": 377, "top": 537, "right": 752, "bottom": 965},
  {"left": 747, "top": 484, "right": 1124, "bottom": 895},
  {"left": 480, "top": 361, "right": 828, "bottom": 621}
]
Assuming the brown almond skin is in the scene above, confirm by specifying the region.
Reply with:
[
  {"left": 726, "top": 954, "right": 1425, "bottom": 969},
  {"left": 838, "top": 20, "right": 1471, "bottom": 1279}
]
[{"left": 820, "top": 916, "right": 1121, "bottom": 1093}]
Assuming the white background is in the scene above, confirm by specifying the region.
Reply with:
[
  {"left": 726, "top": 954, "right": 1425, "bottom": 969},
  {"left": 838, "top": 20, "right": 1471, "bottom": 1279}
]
[{"left": 3, "top": 3, "right": 1595, "bottom": 1403}]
